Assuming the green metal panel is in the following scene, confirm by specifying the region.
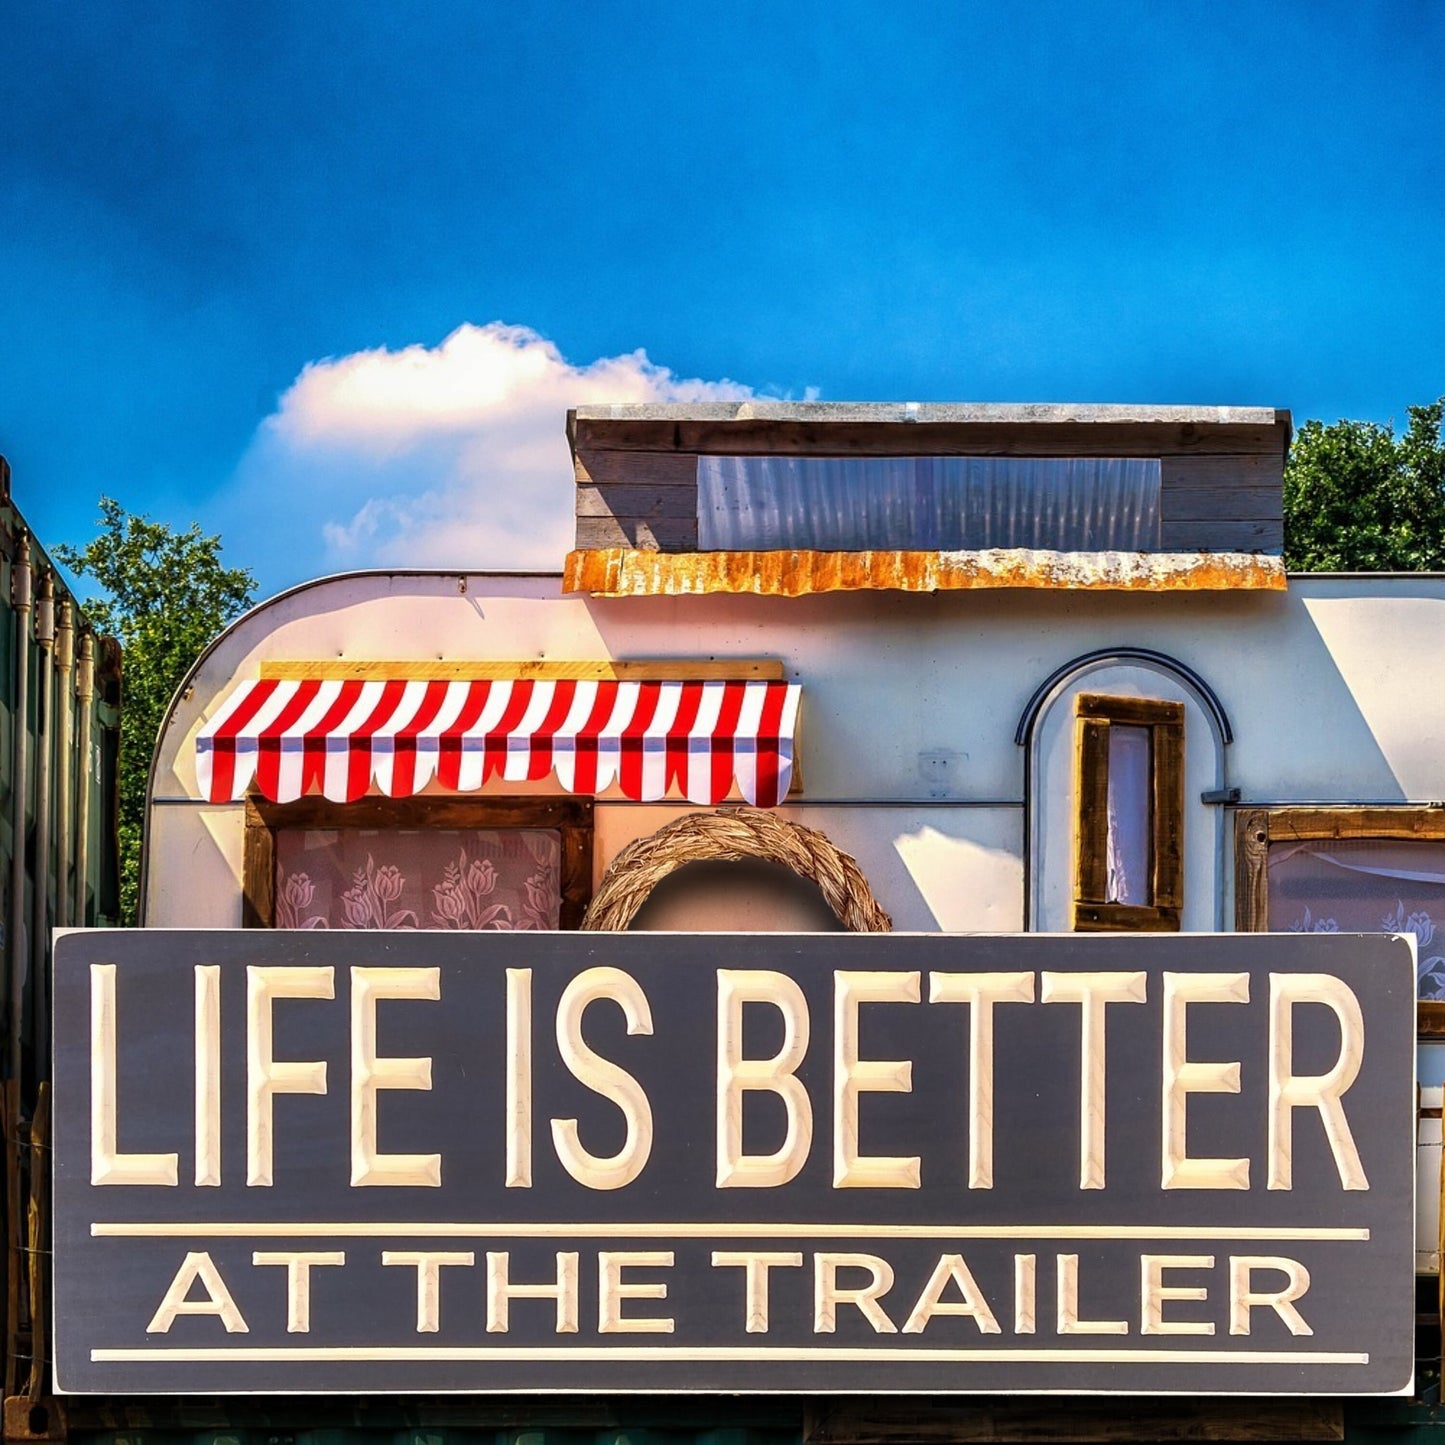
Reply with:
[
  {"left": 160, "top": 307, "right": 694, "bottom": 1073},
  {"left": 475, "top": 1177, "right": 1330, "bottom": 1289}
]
[{"left": 0, "top": 462, "right": 124, "bottom": 1401}]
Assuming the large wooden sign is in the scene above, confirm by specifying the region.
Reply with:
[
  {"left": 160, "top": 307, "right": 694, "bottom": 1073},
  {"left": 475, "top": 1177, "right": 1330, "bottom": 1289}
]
[{"left": 52, "top": 930, "right": 1415, "bottom": 1396}]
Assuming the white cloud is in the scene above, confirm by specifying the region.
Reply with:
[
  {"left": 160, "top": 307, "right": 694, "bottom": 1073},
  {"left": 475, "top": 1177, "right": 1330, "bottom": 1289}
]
[{"left": 225, "top": 322, "right": 766, "bottom": 589}]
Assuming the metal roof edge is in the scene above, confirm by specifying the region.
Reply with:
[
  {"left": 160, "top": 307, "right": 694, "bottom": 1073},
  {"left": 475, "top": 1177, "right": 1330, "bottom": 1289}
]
[{"left": 571, "top": 401, "right": 1290, "bottom": 426}]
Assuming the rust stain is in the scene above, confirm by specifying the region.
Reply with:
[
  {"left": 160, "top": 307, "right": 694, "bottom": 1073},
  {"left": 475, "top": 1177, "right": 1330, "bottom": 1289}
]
[{"left": 563, "top": 548, "right": 1288, "bottom": 597}]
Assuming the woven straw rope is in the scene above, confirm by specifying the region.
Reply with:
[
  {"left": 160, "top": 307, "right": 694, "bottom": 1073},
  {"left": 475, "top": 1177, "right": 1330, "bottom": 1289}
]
[{"left": 580, "top": 807, "right": 893, "bottom": 933}]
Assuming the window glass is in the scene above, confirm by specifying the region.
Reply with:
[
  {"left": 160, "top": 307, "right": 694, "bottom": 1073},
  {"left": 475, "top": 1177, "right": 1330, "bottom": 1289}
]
[
  {"left": 1073, "top": 694, "right": 1182, "bottom": 932},
  {"left": 1267, "top": 837, "right": 1445, "bottom": 998},
  {"left": 698, "top": 455, "right": 1162, "bottom": 552},
  {"left": 273, "top": 827, "right": 561, "bottom": 930},
  {"left": 1105, "top": 725, "right": 1151, "bottom": 904}
]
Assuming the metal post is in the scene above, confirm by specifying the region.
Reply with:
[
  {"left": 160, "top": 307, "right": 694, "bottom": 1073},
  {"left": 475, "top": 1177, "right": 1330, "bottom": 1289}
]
[
  {"left": 73, "top": 634, "right": 95, "bottom": 926},
  {"left": 29, "top": 572, "right": 53, "bottom": 1080},
  {"left": 54, "top": 600, "right": 74, "bottom": 930},
  {"left": 4, "top": 532, "right": 31, "bottom": 1399},
  {"left": 8, "top": 535, "right": 31, "bottom": 1093}
]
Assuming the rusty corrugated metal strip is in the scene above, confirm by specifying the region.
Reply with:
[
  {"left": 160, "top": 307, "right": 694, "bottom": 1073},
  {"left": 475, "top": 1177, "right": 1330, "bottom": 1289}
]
[{"left": 562, "top": 548, "right": 1288, "bottom": 597}]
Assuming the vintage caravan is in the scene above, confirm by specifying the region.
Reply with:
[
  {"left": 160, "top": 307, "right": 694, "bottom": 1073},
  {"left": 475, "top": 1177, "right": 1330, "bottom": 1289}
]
[
  {"left": 35, "top": 407, "right": 1445, "bottom": 1439},
  {"left": 145, "top": 404, "right": 1444, "bottom": 953}
]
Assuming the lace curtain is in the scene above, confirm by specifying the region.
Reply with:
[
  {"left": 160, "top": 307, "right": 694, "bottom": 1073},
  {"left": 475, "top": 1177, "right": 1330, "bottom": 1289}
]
[
  {"left": 1267, "top": 837, "right": 1445, "bottom": 998},
  {"left": 1104, "top": 725, "right": 1151, "bottom": 905},
  {"left": 274, "top": 827, "right": 562, "bottom": 930}
]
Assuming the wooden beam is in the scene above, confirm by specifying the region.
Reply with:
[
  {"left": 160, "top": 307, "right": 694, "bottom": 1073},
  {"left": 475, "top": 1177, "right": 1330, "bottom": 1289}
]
[
  {"left": 1159, "top": 453, "right": 1284, "bottom": 526},
  {"left": 1160, "top": 486, "right": 1283, "bottom": 522},
  {"left": 572, "top": 417, "right": 1289, "bottom": 460},
  {"left": 576, "top": 484, "right": 698, "bottom": 519},
  {"left": 1160, "top": 452, "right": 1283, "bottom": 490},
  {"left": 1153, "top": 713, "right": 1186, "bottom": 910},
  {"left": 1077, "top": 696, "right": 1185, "bottom": 727},
  {"left": 1074, "top": 717, "right": 1110, "bottom": 904},
  {"left": 574, "top": 515, "right": 697, "bottom": 551},
  {"left": 1233, "top": 808, "right": 1271, "bottom": 932},
  {"left": 1159, "top": 518, "right": 1284, "bottom": 552},
  {"left": 804, "top": 1398, "right": 1343, "bottom": 1444},
  {"left": 573, "top": 449, "right": 697, "bottom": 487},
  {"left": 258, "top": 659, "right": 788, "bottom": 682},
  {"left": 242, "top": 800, "right": 276, "bottom": 928},
  {"left": 1260, "top": 805, "right": 1445, "bottom": 842},
  {"left": 1074, "top": 900, "right": 1181, "bottom": 932}
]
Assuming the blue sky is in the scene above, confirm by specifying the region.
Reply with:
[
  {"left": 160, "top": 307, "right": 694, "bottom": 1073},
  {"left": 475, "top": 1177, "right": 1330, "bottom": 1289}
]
[{"left": 2, "top": 1, "right": 1442, "bottom": 598}]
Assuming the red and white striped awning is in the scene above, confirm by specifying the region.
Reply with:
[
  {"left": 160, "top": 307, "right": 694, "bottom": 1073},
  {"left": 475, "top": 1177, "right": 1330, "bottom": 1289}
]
[{"left": 196, "top": 677, "right": 801, "bottom": 807}]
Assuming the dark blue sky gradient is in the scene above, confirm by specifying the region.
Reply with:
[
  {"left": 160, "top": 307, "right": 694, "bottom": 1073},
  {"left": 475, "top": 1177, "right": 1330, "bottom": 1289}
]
[{"left": 2, "top": 1, "right": 1442, "bottom": 582}]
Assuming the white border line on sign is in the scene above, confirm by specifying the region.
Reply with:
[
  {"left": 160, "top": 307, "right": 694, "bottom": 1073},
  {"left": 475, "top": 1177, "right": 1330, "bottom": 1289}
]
[
  {"left": 92, "top": 1346, "right": 1369, "bottom": 1365},
  {"left": 90, "top": 1222, "right": 1372, "bottom": 1241}
]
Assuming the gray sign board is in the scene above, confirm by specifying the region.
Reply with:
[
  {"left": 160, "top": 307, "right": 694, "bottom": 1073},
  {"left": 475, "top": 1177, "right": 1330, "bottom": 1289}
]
[{"left": 52, "top": 929, "right": 1416, "bottom": 1396}]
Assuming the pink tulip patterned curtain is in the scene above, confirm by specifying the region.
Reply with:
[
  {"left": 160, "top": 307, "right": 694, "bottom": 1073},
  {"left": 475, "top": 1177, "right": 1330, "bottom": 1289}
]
[
  {"left": 273, "top": 827, "right": 561, "bottom": 931},
  {"left": 1268, "top": 836, "right": 1445, "bottom": 998}
]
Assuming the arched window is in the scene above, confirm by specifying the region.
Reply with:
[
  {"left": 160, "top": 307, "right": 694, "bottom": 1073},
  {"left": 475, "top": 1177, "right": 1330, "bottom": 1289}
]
[{"left": 1017, "top": 649, "right": 1230, "bottom": 932}]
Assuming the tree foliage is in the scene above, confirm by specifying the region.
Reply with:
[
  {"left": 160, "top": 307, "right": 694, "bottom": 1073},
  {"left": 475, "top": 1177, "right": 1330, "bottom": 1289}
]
[
  {"left": 1284, "top": 399, "right": 1445, "bottom": 571},
  {"left": 57, "top": 498, "right": 255, "bottom": 924}
]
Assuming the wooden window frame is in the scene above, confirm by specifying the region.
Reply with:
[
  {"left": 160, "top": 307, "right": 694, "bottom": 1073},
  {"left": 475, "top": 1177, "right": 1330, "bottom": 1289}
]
[
  {"left": 1073, "top": 694, "right": 1184, "bottom": 933},
  {"left": 1234, "top": 805, "right": 1445, "bottom": 1035},
  {"left": 242, "top": 795, "right": 594, "bottom": 931}
]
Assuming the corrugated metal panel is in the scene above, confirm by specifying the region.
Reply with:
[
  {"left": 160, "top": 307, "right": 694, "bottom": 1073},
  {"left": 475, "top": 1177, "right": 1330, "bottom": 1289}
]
[
  {"left": 563, "top": 546, "right": 1289, "bottom": 597},
  {"left": 697, "top": 455, "right": 1163, "bottom": 553},
  {"left": 0, "top": 456, "right": 124, "bottom": 1398}
]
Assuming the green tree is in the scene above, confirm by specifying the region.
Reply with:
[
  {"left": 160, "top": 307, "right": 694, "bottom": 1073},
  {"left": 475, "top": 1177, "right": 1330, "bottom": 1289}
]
[
  {"left": 57, "top": 498, "right": 255, "bottom": 924},
  {"left": 1284, "top": 398, "right": 1445, "bottom": 571}
]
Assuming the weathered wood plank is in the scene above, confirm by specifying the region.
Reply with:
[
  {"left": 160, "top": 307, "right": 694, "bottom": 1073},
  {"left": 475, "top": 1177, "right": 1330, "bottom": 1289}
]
[
  {"left": 1160, "top": 453, "right": 1283, "bottom": 491},
  {"left": 804, "top": 1398, "right": 1344, "bottom": 1444},
  {"left": 250, "top": 796, "right": 593, "bottom": 833},
  {"left": 1260, "top": 806, "right": 1445, "bottom": 842},
  {"left": 559, "top": 811, "right": 594, "bottom": 931},
  {"left": 1161, "top": 454, "right": 1283, "bottom": 523},
  {"left": 260, "top": 659, "right": 787, "bottom": 682},
  {"left": 1234, "top": 809, "right": 1271, "bottom": 931},
  {"left": 573, "top": 417, "right": 1289, "bottom": 460},
  {"left": 574, "top": 515, "right": 697, "bottom": 551},
  {"left": 1153, "top": 714, "right": 1186, "bottom": 909},
  {"left": 1074, "top": 900, "right": 1181, "bottom": 931},
  {"left": 576, "top": 484, "right": 698, "bottom": 520},
  {"left": 1074, "top": 717, "right": 1110, "bottom": 904},
  {"left": 1161, "top": 486, "right": 1283, "bottom": 522},
  {"left": 242, "top": 801, "right": 276, "bottom": 928},
  {"left": 1160, "top": 518, "right": 1283, "bottom": 552},
  {"left": 573, "top": 449, "right": 698, "bottom": 487},
  {"left": 1077, "top": 695, "right": 1186, "bottom": 726}
]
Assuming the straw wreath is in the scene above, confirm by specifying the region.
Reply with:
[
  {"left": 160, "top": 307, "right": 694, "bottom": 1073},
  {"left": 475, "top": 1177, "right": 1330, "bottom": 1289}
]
[{"left": 581, "top": 807, "right": 892, "bottom": 933}]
